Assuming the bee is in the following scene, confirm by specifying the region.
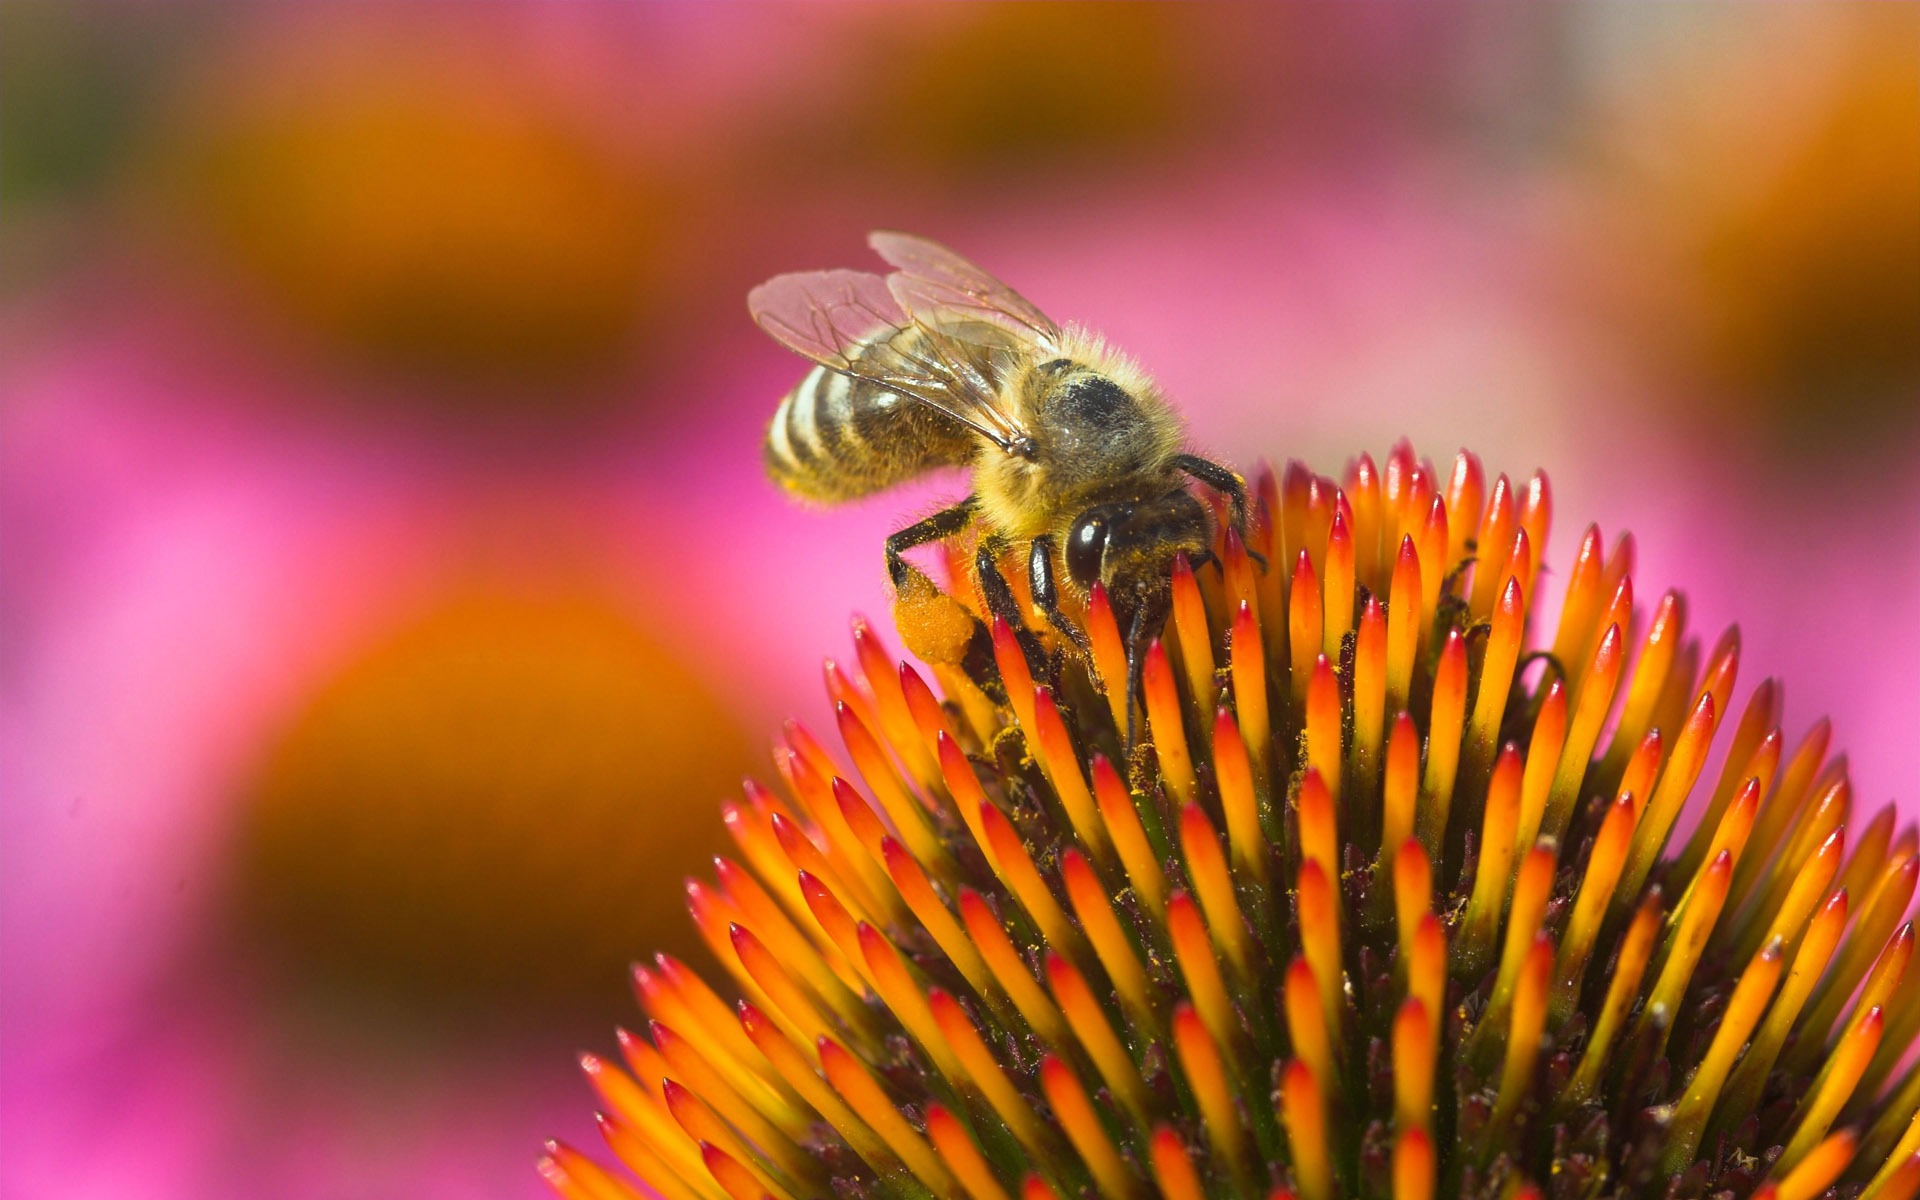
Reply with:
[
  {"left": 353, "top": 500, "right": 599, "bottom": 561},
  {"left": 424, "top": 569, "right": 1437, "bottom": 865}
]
[{"left": 749, "top": 232, "right": 1249, "bottom": 709}]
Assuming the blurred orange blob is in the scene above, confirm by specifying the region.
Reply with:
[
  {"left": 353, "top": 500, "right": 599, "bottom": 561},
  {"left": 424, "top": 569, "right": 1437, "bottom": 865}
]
[
  {"left": 1591, "top": 6, "right": 1920, "bottom": 449},
  {"left": 848, "top": 4, "right": 1203, "bottom": 176},
  {"left": 231, "top": 585, "right": 752, "bottom": 1022},
  {"left": 1688, "top": 17, "right": 1920, "bottom": 428},
  {"left": 156, "top": 12, "right": 673, "bottom": 394}
]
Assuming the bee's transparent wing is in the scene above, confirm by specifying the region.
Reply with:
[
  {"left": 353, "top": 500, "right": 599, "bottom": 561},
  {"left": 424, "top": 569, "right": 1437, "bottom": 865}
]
[
  {"left": 748, "top": 267, "right": 1034, "bottom": 452},
  {"left": 868, "top": 231, "right": 1062, "bottom": 350},
  {"left": 748, "top": 268, "right": 908, "bottom": 373}
]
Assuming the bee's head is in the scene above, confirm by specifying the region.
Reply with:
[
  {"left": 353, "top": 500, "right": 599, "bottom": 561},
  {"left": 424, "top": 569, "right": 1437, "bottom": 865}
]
[{"left": 1063, "top": 488, "right": 1214, "bottom": 604}]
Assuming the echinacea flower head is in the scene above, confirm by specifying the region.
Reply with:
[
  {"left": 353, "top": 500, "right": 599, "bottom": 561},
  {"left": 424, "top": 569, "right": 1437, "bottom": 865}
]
[{"left": 546, "top": 444, "right": 1920, "bottom": 1200}]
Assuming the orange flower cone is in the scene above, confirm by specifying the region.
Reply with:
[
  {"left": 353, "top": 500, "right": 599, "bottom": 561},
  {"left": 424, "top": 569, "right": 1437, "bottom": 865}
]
[{"left": 546, "top": 443, "right": 1919, "bottom": 1200}]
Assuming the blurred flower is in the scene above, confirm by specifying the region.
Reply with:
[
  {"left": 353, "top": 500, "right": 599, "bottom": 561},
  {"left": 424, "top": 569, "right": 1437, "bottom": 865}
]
[
  {"left": 823, "top": 5, "right": 1206, "bottom": 178},
  {"left": 232, "top": 583, "right": 750, "bottom": 1016},
  {"left": 1569, "top": 4, "right": 1920, "bottom": 455},
  {"left": 0, "top": 321, "right": 765, "bottom": 1197},
  {"left": 554, "top": 445, "right": 1919, "bottom": 1200},
  {"left": 722, "top": 4, "right": 1552, "bottom": 198},
  {"left": 143, "top": 7, "right": 680, "bottom": 399}
]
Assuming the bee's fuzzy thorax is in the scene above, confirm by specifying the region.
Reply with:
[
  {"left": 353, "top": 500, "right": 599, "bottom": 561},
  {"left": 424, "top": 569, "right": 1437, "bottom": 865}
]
[
  {"left": 969, "top": 324, "right": 1187, "bottom": 543},
  {"left": 1053, "top": 322, "right": 1163, "bottom": 408}
]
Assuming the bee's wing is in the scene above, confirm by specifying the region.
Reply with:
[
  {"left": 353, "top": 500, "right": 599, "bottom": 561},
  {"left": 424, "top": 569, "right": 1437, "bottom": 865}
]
[
  {"left": 748, "top": 267, "right": 1035, "bottom": 453},
  {"left": 868, "top": 231, "right": 1063, "bottom": 350},
  {"left": 749, "top": 269, "right": 905, "bottom": 373}
]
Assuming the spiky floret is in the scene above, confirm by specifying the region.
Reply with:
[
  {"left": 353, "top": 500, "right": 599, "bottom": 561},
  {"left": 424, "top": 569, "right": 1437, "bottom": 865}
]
[{"left": 544, "top": 443, "right": 1920, "bottom": 1200}]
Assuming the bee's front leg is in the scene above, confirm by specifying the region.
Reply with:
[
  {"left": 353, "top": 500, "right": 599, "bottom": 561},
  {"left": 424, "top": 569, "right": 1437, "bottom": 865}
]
[
  {"left": 1171, "top": 453, "right": 1263, "bottom": 566},
  {"left": 1028, "top": 535, "right": 1091, "bottom": 657},
  {"left": 1170, "top": 454, "right": 1247, "bottom": 525},
  {"left": 975, "top": 536, "right": 1050, "bottom": 682}
]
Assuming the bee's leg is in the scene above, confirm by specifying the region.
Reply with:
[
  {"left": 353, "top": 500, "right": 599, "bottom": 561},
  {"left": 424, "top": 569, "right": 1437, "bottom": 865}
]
[
  {"left": 1171, "top": 453, "right": 1266, "bottom": 568},
  {"left": 885, "top": 496, "right": 1006, "bottom": 700},
  {"left": 885, "top": 497, "right": 978, "bottom": 589},
  {"left": 1170, "top": 454, "right": 1248, "bottom": 528},
  {"left": 975, "top": 536, "right": 1050, "bottom": 682},
  {"left": 1124, "top": 609, "right": 1146, "bottom": 752},
  {"left": 1028, "top": 535, "right": 1091, "bottom": 657},
  {"left": 1122, "top": 590, "right": 1173, "bottom": 755}
]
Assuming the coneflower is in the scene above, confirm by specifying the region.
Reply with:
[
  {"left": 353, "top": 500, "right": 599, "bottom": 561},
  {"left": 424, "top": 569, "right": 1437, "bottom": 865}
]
[{"left": 543, "top": 444, "right": 1920, "bottom": 1200}]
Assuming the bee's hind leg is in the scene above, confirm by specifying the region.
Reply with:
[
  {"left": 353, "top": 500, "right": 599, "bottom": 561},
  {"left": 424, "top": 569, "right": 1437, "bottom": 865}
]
[
  {"left": 885, "top": 497, "right": 978, "bottom": 589},
  {"left": 884, "top": 496, "right": 1006, "bottom": 701},
  {"left": 1028, "top": 535, "right": 1091, "bottom": 658}
]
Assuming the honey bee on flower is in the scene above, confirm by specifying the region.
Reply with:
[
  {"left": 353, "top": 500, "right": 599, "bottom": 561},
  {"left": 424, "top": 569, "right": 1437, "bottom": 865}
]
[{"left": 750, "top": 232, "right": 1251, "bottom": 715}]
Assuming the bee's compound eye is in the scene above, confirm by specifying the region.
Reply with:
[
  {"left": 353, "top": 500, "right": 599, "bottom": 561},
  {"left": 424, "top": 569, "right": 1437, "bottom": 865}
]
[{"left": 1066, "top": 511, "right": 1111, "bottom": 586}]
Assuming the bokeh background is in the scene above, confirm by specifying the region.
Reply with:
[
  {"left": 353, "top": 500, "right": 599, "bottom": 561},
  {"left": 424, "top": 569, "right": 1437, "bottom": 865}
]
[{"left": 2, "top": 4, "right": 1915, "bottom": 1198}]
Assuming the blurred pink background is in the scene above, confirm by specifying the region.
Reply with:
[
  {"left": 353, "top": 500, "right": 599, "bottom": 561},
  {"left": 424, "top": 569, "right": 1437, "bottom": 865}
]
[{"left": 2, "top": 5, "right": 1915, "bottom": 1199}]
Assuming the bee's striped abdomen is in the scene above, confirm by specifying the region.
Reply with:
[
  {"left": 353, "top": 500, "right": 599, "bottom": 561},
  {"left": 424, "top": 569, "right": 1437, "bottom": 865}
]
[{"left": 764, "top": 361, "right": 975, "bottom": 503}]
